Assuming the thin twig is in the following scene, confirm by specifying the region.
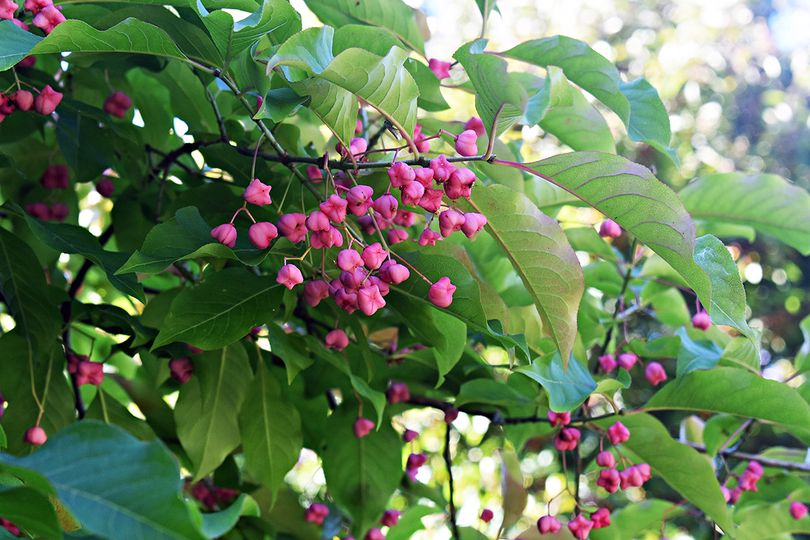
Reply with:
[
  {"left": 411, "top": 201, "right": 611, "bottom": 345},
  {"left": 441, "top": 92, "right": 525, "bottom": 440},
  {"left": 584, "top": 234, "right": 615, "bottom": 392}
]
[
  {"left": 685, "top": 442, "right": 810, "bottom": 472},
  {"left": 444, "top": 423, "right": 461, "bottom": 540}
]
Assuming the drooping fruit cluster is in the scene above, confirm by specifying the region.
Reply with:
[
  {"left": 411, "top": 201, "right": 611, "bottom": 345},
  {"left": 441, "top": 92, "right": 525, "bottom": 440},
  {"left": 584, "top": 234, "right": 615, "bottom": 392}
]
[
  {"left": 210, "top": 124, "right": 491, "bottom": 327},
  {"left": 721, "top": 460, "right": 764, "bottom": 504},
  {"left": 0, "top": 0, "right": 65, "bottom": 34},
  {"left": 537, "top": 417, "right": 649, "bottom": 538},
  {"left": 0, "top": 84, "right": 62, "bottom": 123},
  {"left": 598, "top": 350, "right": 669, "bottom": 387}
]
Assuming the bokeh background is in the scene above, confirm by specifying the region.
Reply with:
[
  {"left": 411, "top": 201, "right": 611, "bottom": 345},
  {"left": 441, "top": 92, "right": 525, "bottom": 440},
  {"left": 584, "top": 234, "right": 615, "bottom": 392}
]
[{"left": 282, "top": 1, "right": 810, "bottom": 538}]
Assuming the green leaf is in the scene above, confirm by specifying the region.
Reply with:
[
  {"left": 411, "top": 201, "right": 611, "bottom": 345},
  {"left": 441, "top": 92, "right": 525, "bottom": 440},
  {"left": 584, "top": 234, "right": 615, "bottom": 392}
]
[
  {"left": 536, "top": 67, "right": 615, "bottom": 152},
  {"left": 468, "top": 184, "right": 583, "bottom": 361},
  {"left": 497, "top": 153, "right": 752, "bottom": 338},
  {"left": 19, "top": 210, "right": 144, "bottom": 301},
  {"left": 590, "top": 499, "right": 683, "bottom": 540},
  {"left": 680, "top": 172, "right": 810, "bottom": 255},
  {"left": 0, "top": 229, "right": 62, "bottom": 351},
  {"left": 405, "top": 59, "right": 449, "bottom": 112},
  {"left": 503, "top": 36, "right": 672, "bottom": 150},
  {"left": 453, "top": 40, "right": 528, "bottom": 137},
  {"left": 152, "top": 269, "right": 282, "bottom": 350},
  {"left": 86, "top": 389, "right": 157, "bottom": 441},
  {"left": 501, "top": 446, "right": 527, "bottom": 528},
  {"left": 1, "top": 18, "right": 188, "bottom": 72},
  {"left": 0, "top": 422, "right": 204, "bottom": 539},
  {"left": 385, "top": 505, "right": 437, "bottom": 540},
  {"left": 564, "top": 226, "right": 617, "bottom": 261},
  {"left": 200, "top": 494, "right": 260, "bottom": 539},
  {"left": 517, "top": 353, "right": 596, "bottom": 412},
  {"left": 676, "top": 327, "right": 724, "bottom": 376},
  {"left": 264, "top": 323, "right": 314, "bottom": 383},
  {"left": 594, "top": 413, "right": 732, "bottom": 533},
  {"left": 239, "top": 360, "right": 302, "bottom": 502},
  {"left": 119, "top": 207, "right": 270, "bottom": 274},
  {"left": 735, "top": 500, "right": 810, "bottom": 540},
  {"left": 646, "top": 367, "right": 810, "bottom": 433},
  {"left": 702, "top": 415, "right": 746, "bottom": 457},
  {"left": 0, "top": 21, "right": 42, "bottom": 71},
  {"left": 455, "top": 379, "right": 533, "bottom": 407},
  {"left": 303, "top": 0, "right": 425, "bottom": 54},
  {"left": 175, "top": 345, "right": 253, "bottom": 480},
  {"left": 321, "top": 406, "right": 403, "bottom": 534},
  {"left": 796, "top": 315, "right": 810, "bottom": 373},
  {"left": 0, "top": 487, "right": 62, "bottom": 539}
]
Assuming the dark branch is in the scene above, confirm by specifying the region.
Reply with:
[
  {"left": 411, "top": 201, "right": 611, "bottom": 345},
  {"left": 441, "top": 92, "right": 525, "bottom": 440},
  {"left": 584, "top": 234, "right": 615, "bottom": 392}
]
[{"left": 444, "top": 424, "right": 460, "bottom": 540}]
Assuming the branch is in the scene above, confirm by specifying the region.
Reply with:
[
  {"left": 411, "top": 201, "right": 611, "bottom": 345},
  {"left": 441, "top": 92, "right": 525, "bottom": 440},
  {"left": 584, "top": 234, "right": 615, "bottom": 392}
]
[
  {"left": 444, "top": 423, "right": 460, "bottom": 540},
  {"left": 685, "top": 442, "right": 810, "bottom": 472}
]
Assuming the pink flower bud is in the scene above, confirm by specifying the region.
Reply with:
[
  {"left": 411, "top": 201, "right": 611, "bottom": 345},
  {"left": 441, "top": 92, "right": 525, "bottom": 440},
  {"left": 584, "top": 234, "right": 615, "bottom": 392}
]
[
  {"left": 537, "top": 515, "right": 561, "bottom": 534},
  {"left": 464, "top": 116, "right": 486, "bottom": 137},
  {"left": 379, "top": 261, "right": 410, "bottom": 285},
  {"left": 428, "top": 58, "right": 452, "bottom": 80},
  {"left": 554, "top": 427, "right": 581, "bottom": 451},
  {"left": 597, "top": 468, "right": 621, "bottom": 493},
  {"left": 590, "top": 508, "right": 611, "bottom": 529},
  {"left": 692, "top": 311, "right": 712, "bottom": 330},
  {"left": 169, "top": 357, "right": 193, "bottom": 384},
  {"left": 418, "top": 188, "right": 444, "bottom": 213},
  {"left": 599, "top": 219, "right": 622, "bottom": 238},
  {"left": 387, "top": 228, "right": 408, "bottom": 245},
  {"left": 304, "top": 502, "right": 329, "bottom": 525},
  {"left": 439, "top": 209, "right": 465, "bottom": 237},
  {"left": 353, "top": 417, "right": 375, "bottom": 438},
  {"left": 401, "top": 180, "right": 425, "bottom": 206},
  {"left": 480, "top": 508, "right": 494, "bottom": 523},
  {"left": 617, "top": 352, "right": 638, "bottom": 370},
  {"left": 248, "top": 221, "right": 278, "bottom": 249},
  {"left": 387, "top": 162, "right": 415, "bottom": 188},
  {"left": 358, "top": 284, "right": 386, "bottom": 316},
  {"left": 325, "top": 329, "right": 349, "bottom": 351},
  {"left": 320, "top": 194, "right": 347, "bottom": 223},
  {"left": 607, "top": 421, "right": 631, "bottom": 445},
  {"left": 455, "top": 129, "right": 478, "bottom": 157},
  {"left": 790, "top": 501, "right": 808, "bottom": 520},
  {"left": 402, "top": 429, "right": 418, "bottom": 442},
  {"left": 414, "top": 167, "right": 435, "bottom": 188},
  {"left": 598, "top": 354, "right": 617, "bottom": 372},
  {"left": 386, "top": 382, "right": 410, "bottom": 404},
  {"left": 461, "top": 212, "right": 487, "bottom": 238},
  {"left": 418, "top": 228, "right": 441, "bottom": 247},
  {"left": 40, "top": 164, "right": 69, "bottom": 189},
  {"left": 103, "top": 91, "right": 132, "bottom": 118},
  {"left": 373, "top": 194, "right": 398, "bottom": 220},
  {"left": 644, "top": 361, "right": 668, "bottom": 386},
  {"left": 211, "top": 223, "right": 237, "bottom": 247},
  {"left": 11, "top": 90, "right": 33, "bottom": 111},
  {"left": 243, "top": 178, "right": 272, "bottom": 206},
  {"left": 96, "top": 179, "right": 115, "bottom": 198},
  {"left": 276, "top": 264, "right": 303, "bottom": 290},
  {"left": 429, "top": 155, "right": 456, "bottom": 182},
  {"left": 304, "top": 280, "right": 330, "bottom": 307},
  {"left": 365, "top": 528, "right": 384, "bottom": 540},
  {"left": 306, "top": 165, "right": 323, "bottom": 181},
  {"left": 362, "top": 242, "right": 388, "bottom": 270},
  {"left": 381, "top": 509, "right": 401, "bottom": 527},
  {"left": 347, "top": 185, "right": 374, "bottom": 216},
  {"left": 24, "top": 426, "right": 47, "bottom": 446},
  {"left": 336, "top": 249, "right": 363, "bottom": 272},
  {"left": 49, "top": 202, "right": 68, "bottom": 222},
  {"left": 429, "top": 276, "right": 456, "bottom": 308},
  {"left": 277, "top": 213, "right": 307, "bottom": 243},
  {"left": 547, "top": 411, "right": 570, "bottom": 427},
  {"left": 32, "top": 4, "right": 64, "bottom": 34},
  {"left": 567, "top": 514, "right": 593, "bottom": 540},
  {"left": 596, "top": 450, "right": 616, "bottom": 469}
]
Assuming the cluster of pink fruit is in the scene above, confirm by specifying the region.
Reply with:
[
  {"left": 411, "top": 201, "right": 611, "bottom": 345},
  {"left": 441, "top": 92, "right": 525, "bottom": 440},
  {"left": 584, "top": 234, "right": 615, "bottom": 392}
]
[
  {"left": 305, "top": 504, "right": 401, "bottom": 540},
  {"left": 0, "top": 84, "right": 62, "bottom": 123},
  {"left": 210, "top": 125, "right": 493, "bottom": 324},
  {"left": 598, "top": 351, "right": 669, "bottom": 387},
  {"left": 721, "top": 460, "right": 764, "bottom": 504},
  {"left": 0, "top": 0, "right": 65, "bottom": 34},
  {"left": 537, "top": 415, "right": 648, "bottom": 538},
  {"left": 25, "top": 164, "right": 70, "bottom": 221}
]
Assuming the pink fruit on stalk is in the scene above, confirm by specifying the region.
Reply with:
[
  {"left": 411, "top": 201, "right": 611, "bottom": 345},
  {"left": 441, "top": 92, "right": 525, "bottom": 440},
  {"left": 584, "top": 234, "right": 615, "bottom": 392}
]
[
  {"left": 455, "top": 129, "right": 478, "bottom": 157},
  {"left": 40, "top": 164, "right": 69, "bottom": 189},
  {"left": 304, "top": 280, "right": 330, "bottom": 307},
  {"left": 336, "top": 249, "right": 364, "bottom": 272},
  {"left": 596, "top": 451, "right": 616, "bottom": 469},
  {"left": 373, "top": 194, "right": 398, "bottom": 220},
  {"left": 413, "top": 167, "right": 435, "bottom": 188},
  {"left": 413, "top": 124, "right": 431, "bottom": 153},
  {"left": 547, "top": 411, "right": 570, "bottom": 427},
  {"left": 358, "top": 284, "right": 386, "bottom": 316},
  {"left": 428, "top": 58, "right": 452, "bottom": 80},
  {"left": 418, "top": 188, "right": 443, "bottom": 213},
  {"left": 590, "top": 508, "right": 611, "bottom": 529},
  {"left": 277, "top": 213, "right": 307, "bottom": 243},
  {"left": 645, "top": 361, "right": 668, "bottom": 386},
  {"left": 248, "top": 222, "right": 278, "bottom": 249},
  {"left": 211, "top": 224, "right": 237, "bottom": 247},
  {"left": 386, "top": 382, "right": 410, "bottom": 404},
  {"left": 598, "top": 354, "right": 617, "bottom": 372},
  {"left": 597, "top": 468, "right": 621, "bottom": 493},
  {"left": 353, "top": 417, "right": 375, "bottom": 438},
  {"left": 381, "top": 509, "right": 400, "bottom": 527},
  {"left": 567, "top": 515, "right": 593, "bottom": 540},
  {"left": 276, "top": 264, "right": 303, "bottom": 289},
  {"left": 461, "top": 212, "right": 487, "bottom": 238},
  {"left": 320, "top": 194, "right": 347, "bottom": 223},
  {"left": 607, "top": 421, "right": 631, "bottom": 445},
  {"left": 790, "top": 502, "right": 808, "bottom": 520},
  {"left": 24, "top": 426, "right": 47, "bottom": 446},
  {"left": 401, "top": 180, "right": 425, "bottom": 206},
  {"left": 378, "top": 261, "right": 410, "bottom": 284},
  {"left": 324, "top": 329, "right": 349, "bottom": 351},
  {"left": 692, "top": 311, "right": 712, "bottom": 330},
  {"left": 480, "top": 508, "right": 494, "bottom": 523},
  {"left": 0, "top": 0, "right": 18, "bottom": 18},
  {"left": 12, "top": 90, "right": 33, "bottom": 111},
  {"left": 34, "top": 85, "right": 63, "bottom": 115},
  {"left": 438, "top": 209, "right": 465, "bottom": 237},
  {"left": 537, "top": 515, "right": 561, "bottom": 534},
  {"left": 96, "top": 179, "right": 115, "bottom": 197},
  {"left": 554, "top": 427, "right": 581, "bottom": 451},
  {"left": 243, "top": 178, "right": 272, "bottom": 206},
  {"left": 346, "top": 185, "right": 374, "bottom": 216},
  {"left": 306, "top": 165, "right": 323, "bottom": 181},
  {"left": 386, "top": 229, "right": 408, "bottom": 245},
  {"left": 444, "top": 407, "right": 459, "bottom": 424},
  {"left": 103, "top": 91, "right": 132, "bottom": 118},
  {"left": 429, "top": 155, "right": 456, "bottom": 182},
  {"left": 617, "top": 352, "right": 638, "bottom": 370},
  {"left": 362, "top": 242, "right": 387, "bottom": 270},
  {"left": 465, "top": 116, "right": 486, "bottom": 137},
  {"left": 305, "top": 210, "right": 330, "bottom": 232},
  {"left": 428, "top": 277, "right": 456, "bottom": 308},
  {"left": 387, "top": 162, "right": 415, "bottom": 188},
  {"left": 304, "top": 502, "right": 329, "bottom": 525},
  {"left": 169, "top": 357, "right": 193, "bottom": 384},
  {"left": 32, "top": 5, "right": 64, "bottom": 33},
  {"left": 599, "top": 219, "right": 622, "bottom": 238},
  {"left": 365, "top": 528, "right": 384, "bottom": 540},
  {"left": 49, "top": 203, "right": 68, "bottom": 222},
  {"left": 402, "top": 429, "right": 418, "bottom": 442},
  {"left": 418, "top": 228, "right": 441, "bottom": 247}
]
